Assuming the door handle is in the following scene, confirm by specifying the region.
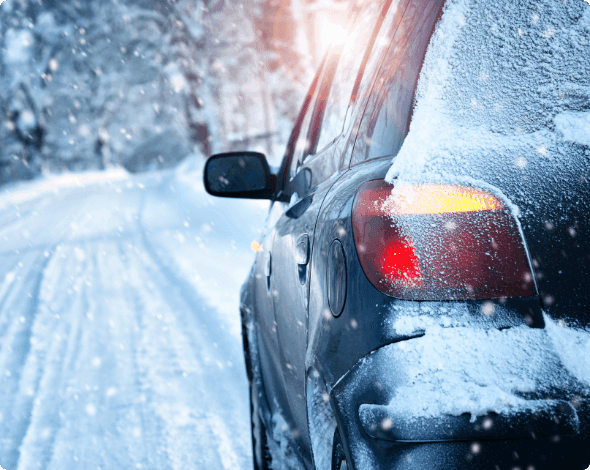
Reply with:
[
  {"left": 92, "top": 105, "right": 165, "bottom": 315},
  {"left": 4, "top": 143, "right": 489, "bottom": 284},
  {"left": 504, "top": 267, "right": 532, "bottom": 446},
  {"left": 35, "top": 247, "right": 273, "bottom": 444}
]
[
  {"left": 265, "top": 250, "right": 272, "bottom": 291},
  {"left": 295, "top": 234, "right": 310, "bottom": 266},
  {"left": 265, "top": 251, "right": 272, "bottom": 277}
]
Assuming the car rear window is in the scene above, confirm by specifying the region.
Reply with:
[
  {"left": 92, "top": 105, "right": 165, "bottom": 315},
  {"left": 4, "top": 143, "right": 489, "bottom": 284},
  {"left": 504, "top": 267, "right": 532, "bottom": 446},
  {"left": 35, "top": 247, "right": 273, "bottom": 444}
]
[
  {"left": 351, "top": 0, "right": 444, "bottom": 165},
  {"left": 313, "top": 0, "right": 386, "bottom": 154}
]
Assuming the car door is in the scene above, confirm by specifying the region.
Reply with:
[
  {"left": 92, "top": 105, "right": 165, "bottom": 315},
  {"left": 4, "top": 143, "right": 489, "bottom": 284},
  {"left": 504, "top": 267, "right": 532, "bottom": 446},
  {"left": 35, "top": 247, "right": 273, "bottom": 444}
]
[
  {"left": 249, "top": 61, "right": 327, "bottom": 437},
  {"left": 268, "top": 0, "right": 391, "bottom": 462},
  {"left": 267, "top": 84, "right": 332, "bottom": 467}
]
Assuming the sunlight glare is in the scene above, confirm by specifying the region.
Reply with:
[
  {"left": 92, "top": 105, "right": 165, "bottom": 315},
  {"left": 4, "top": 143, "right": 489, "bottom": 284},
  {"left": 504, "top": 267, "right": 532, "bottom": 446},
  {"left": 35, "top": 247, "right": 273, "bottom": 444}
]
[{"left": 320, "top": 22, "right": 348, "bottom": 51}]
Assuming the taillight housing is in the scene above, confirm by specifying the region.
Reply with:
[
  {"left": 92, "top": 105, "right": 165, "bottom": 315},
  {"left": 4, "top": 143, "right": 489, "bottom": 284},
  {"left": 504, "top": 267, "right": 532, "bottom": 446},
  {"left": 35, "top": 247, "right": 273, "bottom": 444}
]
[{"left": 352, "top": 180, "right": 535, "bottom": 300}]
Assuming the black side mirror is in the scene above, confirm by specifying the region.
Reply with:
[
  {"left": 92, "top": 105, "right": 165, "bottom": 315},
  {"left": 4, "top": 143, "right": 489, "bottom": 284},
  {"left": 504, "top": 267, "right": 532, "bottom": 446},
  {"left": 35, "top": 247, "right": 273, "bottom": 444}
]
[{"left": 204, "top": 151, "right": 276, "bottom": 199}]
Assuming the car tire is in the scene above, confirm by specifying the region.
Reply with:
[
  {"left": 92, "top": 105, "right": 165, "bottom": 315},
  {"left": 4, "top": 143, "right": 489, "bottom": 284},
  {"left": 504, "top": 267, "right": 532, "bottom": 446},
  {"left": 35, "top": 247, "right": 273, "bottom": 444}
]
[
  {"left": 331, "top": 429, "right": 349, "bottom": 470},
  {"left": 248, "top": 357, "right": 272, "bottom": 470},
  {"left": 243, "top": 316, "right": 272, "bottom": 470}
]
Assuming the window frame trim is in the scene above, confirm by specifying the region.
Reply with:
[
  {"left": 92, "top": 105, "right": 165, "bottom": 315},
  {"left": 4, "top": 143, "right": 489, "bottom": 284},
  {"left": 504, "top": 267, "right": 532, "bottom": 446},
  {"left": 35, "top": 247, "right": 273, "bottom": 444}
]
[{"left": 347, "top": 0, "right": 446, "bottom": 168}]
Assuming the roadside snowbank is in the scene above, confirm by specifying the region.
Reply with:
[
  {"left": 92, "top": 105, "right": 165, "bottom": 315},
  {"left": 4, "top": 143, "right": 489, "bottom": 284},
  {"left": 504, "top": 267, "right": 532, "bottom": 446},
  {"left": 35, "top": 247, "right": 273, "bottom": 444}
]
[{"left": 0, "top": 168, "right": 129, "bottom": 208}]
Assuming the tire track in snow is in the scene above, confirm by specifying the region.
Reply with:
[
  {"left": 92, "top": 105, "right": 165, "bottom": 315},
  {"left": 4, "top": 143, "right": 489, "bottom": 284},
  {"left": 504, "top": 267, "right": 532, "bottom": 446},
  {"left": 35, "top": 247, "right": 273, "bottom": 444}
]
[
  {"left": 132, "top": 195, "right": 251, "bottom": 469},
  {"left": 13, "top": 241, "right": 168, "bottom": 470},
  {"left": 0, "top": 247, "right": 61, "bottom": 469},
  {"left": 11, "top": 246, "right": 91, "bottom": 470},
  {"left": 112, "top": 239, "right": 174, "bottom": 470},
  {"left": 0, "top": 253, "right": 39, "bottom": 344},
  {"left": 0, "top": 173, "right": 254, "bottom": 470},
  {"left": 10, "top": 223, "right": 249, "bottom": 468},
  {"left": 4, "top": 250, "right": 80, "bottom": 469},
  {"left": 126, "top": 234, "right": 251, "bottom": 469},
  {"left": 0, "top": 185, "right": 117, "bottom": 469},
  {"left": 43, "top": 241, "right": 167, "bottom": 470},
  {"left": 0, "top": 184, "right": 126, "bottom": 470}
]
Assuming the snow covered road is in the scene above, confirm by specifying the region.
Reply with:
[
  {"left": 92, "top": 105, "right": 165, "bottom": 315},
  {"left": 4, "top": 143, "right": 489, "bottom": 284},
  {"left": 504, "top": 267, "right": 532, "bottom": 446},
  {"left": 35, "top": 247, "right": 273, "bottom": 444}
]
[{"left": 0, "top": 160, "right": 266, "bottom": 470}]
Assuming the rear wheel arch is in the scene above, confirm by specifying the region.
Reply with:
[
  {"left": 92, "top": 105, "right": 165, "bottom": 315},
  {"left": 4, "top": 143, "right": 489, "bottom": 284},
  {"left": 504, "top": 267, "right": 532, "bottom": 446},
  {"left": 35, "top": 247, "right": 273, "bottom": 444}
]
[{"left": 331, "top": 427, "right": 350, "bottom": 470}]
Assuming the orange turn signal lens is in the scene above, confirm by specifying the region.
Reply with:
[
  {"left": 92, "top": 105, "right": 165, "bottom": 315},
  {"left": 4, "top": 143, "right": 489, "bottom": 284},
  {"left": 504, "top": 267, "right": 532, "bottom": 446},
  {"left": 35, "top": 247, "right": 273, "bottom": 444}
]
[{"left": 382, "top": 184, "right": 504, "bottom": 216}]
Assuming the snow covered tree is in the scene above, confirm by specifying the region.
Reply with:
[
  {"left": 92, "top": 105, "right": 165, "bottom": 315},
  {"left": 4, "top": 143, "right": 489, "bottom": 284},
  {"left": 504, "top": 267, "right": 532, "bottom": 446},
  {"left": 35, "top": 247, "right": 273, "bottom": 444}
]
[{"left": 0, "top": 0, "right": 330, "bottom": 184}]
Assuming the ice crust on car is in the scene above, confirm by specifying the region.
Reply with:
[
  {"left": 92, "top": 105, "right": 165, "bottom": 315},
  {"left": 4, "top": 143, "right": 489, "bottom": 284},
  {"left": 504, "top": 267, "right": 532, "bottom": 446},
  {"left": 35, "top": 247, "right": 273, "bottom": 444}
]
[
  {"left": 544, "top": 313, "right": 590, "bottom": 388},
  {"left": 267, "top": 405, "right": 305, "bottom": 470},
  {"left": 555, "top": 110, "right": 590, "bottom": 147},
  {"left": 306, "top": 369, "right": 337, "bottom": 470}
]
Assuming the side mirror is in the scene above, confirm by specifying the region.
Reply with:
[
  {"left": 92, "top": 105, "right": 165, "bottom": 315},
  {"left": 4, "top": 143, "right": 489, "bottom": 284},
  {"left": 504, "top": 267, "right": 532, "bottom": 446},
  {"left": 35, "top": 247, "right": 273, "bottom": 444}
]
[{"left": 204, "top": 151, "right": 276, "bottom": 199}]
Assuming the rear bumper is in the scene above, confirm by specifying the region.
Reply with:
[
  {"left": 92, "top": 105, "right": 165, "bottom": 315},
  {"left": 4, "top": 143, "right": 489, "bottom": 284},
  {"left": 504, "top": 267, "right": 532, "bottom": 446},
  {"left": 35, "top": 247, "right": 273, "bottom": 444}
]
[
  {"left": 359, "top": 399, "right": 579, "bottom": 442},
  {"left": 330, "top": 329, "right": 590, "bottom": 470}
]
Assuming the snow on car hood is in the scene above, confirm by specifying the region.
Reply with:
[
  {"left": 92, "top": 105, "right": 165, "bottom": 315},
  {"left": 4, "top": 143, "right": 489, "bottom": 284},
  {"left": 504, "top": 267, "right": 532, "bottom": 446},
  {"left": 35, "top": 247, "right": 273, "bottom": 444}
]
[{"left": 385, "top": 0, "right": 590, "bottom": 186}]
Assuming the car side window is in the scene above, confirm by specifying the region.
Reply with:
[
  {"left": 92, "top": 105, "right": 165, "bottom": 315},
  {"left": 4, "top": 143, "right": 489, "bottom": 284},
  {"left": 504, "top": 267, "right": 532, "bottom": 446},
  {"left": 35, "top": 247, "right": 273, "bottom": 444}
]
[
  {"left": 313, "top": 0, "right": 386, "bottom": 154},
  {"left": 274, "top": 57, "right": 326, "bottom": 192},
  {"left": 351, "top": 0, "right": 444, "bottom": 165},
  {"left": 289, "top": 97, "right": 317, "bottom": 181}
]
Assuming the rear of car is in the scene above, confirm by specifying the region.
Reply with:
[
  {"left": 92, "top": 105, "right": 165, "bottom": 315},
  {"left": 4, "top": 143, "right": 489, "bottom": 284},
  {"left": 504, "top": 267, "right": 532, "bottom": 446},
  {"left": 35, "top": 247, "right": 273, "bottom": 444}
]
[
  {"left": 206, "top": 0, "right": 590, "bottom": 468},
  {"left": 307, "top": 0, "right": 590, "bottom": 468}
]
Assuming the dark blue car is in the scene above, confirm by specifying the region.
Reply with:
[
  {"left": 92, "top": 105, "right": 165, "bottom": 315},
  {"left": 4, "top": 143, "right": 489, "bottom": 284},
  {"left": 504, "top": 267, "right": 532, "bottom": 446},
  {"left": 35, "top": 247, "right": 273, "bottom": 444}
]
[{"left": 205, "top": 0, "right": 590, "bottom": 468}]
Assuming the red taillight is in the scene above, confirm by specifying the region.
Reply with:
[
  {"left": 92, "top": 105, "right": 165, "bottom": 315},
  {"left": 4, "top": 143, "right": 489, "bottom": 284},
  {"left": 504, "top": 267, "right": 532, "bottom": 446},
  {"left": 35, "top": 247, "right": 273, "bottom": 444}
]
[
  {"left": 352, "top": 180, "right": 535, "bottom": 300},
  {"left": 381, "top": 238, "right": 423, "bottom": 288}
]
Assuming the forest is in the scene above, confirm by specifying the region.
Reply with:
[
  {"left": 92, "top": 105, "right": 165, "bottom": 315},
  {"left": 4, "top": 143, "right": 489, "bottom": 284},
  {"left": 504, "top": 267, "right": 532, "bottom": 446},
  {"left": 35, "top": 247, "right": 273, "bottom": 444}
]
[{"left": 0, "top": 0, "right": 348, "bottom": 184}]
